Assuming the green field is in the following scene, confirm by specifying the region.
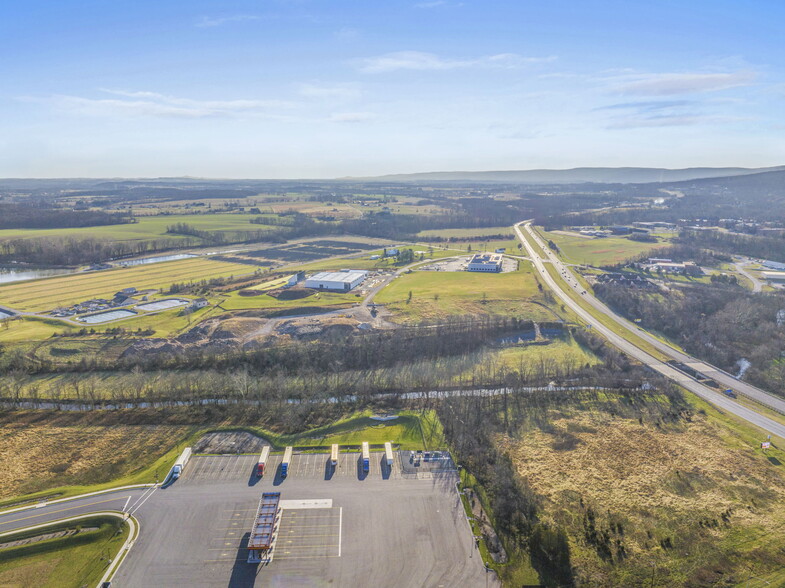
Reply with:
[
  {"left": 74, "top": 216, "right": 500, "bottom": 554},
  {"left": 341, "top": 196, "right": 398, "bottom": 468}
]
[
  {"left": 0, "top": 257, "right": 257, "bottom": 311},
  {"left": 374, "top": 263, "right": 560, "bottom": 323},
  {"left": 0, "top": 516, "right": 130, "bottom": 588},
  {"left": 543, "top": 229, "right": 672, "bottom": 266},
  {"left": 417, "top": 226, "right": 516, "bottom": 238},
  {"left": 219, "top": 288, "right": 356, "bottom": 311},
  {"left": 0, "top": 213, "right": 275, "bottom": 243}
]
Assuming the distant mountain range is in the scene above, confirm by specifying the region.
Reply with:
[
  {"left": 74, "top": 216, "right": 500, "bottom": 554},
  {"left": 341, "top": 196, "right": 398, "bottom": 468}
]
[{"left": 347, "top": 166, "right": 785, "bottom": 185}]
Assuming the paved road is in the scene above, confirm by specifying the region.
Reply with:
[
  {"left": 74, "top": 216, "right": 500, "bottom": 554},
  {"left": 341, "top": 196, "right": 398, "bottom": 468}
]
[
  {"left": 0, "top": 487, "right": 153, "bottom": 535},
  {"left": 515, "top": 222, "right": 785, "bottom": 439},
  {"left": 733, "top": 258, "right": 764, "bottom": 293}
]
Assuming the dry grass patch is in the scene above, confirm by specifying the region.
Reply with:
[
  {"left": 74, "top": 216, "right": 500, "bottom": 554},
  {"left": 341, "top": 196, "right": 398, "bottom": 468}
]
[{"left": 499, "top": 412, "right": 785, "bottom": 585}]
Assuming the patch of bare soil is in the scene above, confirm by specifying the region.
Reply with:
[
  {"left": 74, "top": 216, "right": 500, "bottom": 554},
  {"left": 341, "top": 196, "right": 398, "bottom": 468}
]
[
  {"left": 499, "top": 413, "right": 785, "bottom": 585},
  {"left": 193, "top": 431, "right": 270, "bottom": 454}
]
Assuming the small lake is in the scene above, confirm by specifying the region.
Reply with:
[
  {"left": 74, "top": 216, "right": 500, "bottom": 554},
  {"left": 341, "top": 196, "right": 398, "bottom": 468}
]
[
  {"left": 0, "top": 267, "right": 73, "bottom": 285},
  {"left": 0, "top": 309, "right": 12, "bottom": 319},
  {"left": 78, "top": 309, "right": 137, "bottom": 324},
  {"left": 136, "top": 299, "right": 188, "bottom": 312},
  {"left": 117, "top": 253, "right": 196, "bottom": 267}
]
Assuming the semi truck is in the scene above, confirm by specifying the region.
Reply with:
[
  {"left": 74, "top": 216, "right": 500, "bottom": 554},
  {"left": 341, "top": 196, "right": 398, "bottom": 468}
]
[
  {"left": 281, "top": 446, "right": 293, "bottom": 478},
  {"left": 384, "top": 442, "right": 394, "bottom": 467},
  {"left": 361, "top": 441, "right": 370, "bottom": 473},
  {"left": 330, "top": 444, "right": 339, "bottom": 467},
  {"left": 171, "top": 447, "right": 192, "bottom": 481},
  {"left": 256, "top": 446, "right": 271, "bottom": 477}
]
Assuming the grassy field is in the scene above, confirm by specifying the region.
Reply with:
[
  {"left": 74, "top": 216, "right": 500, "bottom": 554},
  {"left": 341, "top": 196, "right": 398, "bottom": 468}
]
[
  {"left": 487, "top": 335, "right": 601, "bottom": 373},
  {"left": 374, "top": 262, "right": 560, "bottom": 323},
  {"left": 497, "top": 396, "right": 785, "bottom": 586},
  {"left": 0, "top": 213, "right": 275, "bottom": 242},
  {"left": 417, "top": 226, "right": 516, "bottom": 238},
  {"left": 0, "top": 415, "right": 197, "bottom": 503},
  {"left": 543, "top": 229, "right": 673, "bottom": 266},
  {"left": 0, "top": 257, "right": 256, "bottom": 311},
  {"left": 0, "top": 516, "right": 130, "bottom": 588},
  {"left": 219, "top": 288, "right": 356, "bottom": 311}
]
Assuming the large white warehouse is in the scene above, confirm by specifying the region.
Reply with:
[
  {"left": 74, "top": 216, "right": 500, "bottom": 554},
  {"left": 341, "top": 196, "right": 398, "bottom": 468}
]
[{"left": 305, "top": 270, "right": 368, "bottom": 292}]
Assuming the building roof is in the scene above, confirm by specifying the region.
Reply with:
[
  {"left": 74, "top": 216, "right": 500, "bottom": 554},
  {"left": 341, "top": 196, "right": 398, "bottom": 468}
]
[
  {"left": 307, "top": 270, "right": 368, "bottom": 283},
  {"left": 469, "top": 253, "right": 503, "bottom": 264}
]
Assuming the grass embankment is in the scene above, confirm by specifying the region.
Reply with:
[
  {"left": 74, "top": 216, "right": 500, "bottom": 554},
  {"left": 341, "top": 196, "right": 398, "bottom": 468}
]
[
  {"left": 375, "top": 262, "right": 560, "bottom": 323},
  {"left": 219, "top": 288, "right": 356, "bottom": 312},
  {"left": 0, "top": 257, "right": 258, "bottom": 312},
  {"left": 0, "top": 515, "right": 129, "bottom": 588},
  {"left": 544, "top": 230, "right": 673, "bottom": 266}
]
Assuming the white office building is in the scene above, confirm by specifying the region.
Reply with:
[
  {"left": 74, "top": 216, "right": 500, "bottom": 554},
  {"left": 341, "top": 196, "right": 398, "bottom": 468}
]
[{"left": 467, "top": 253, "right": 503, "bottom": 273}]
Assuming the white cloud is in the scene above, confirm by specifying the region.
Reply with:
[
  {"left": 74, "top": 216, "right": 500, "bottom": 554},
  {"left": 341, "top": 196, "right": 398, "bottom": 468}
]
[
  {"left": 196, "top": 15, "right": 259, "bottom": 28},
  {"left": 613, "top": 71, "right": 756, "bottom": 96},
  {"left": 357, "top": 51, "right": 556, "bottom": 73},
  {"left": 299, "top": 83, "right": 361, "bottom": 99},
  {"left": 329, "top": 112, "right": 375, "bottom": 123},
  {"left": 24, "top": 90, "right": 293, "bottom": 119}
]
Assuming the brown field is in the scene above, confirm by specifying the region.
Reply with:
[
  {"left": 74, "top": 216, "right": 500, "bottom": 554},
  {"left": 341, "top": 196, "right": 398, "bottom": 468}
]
[
  {"left": 499, "top": 412, "right": 785, "bottom": 586},
  {"left": 0, "top": 415, "right": 193, "bottom": 499}
]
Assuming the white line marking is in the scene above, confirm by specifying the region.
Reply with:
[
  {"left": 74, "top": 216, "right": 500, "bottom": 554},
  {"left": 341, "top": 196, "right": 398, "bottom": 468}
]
[
  {"left": 129, "top": 486, "right": 157, "bottom": 515},
  {"left": 338, "top": 507, "right": 342, "bottom": 557},
  {"left": 122, "top": 496, "right": 131, "bottom": 513}
]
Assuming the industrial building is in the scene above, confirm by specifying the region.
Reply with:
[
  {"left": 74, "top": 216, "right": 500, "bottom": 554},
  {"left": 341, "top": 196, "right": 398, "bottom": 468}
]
[
  {"left": 467, "top": 253, "right": 503, "bottom": 273},
  {"left": 305, "top": 270, "right": 368, "bottom": 291},
  {"left": 763, "top": 260, "right": 785, "bottom": 271},
  {"left": 762, "top": 271, "right": 785, "bottom": 283}
]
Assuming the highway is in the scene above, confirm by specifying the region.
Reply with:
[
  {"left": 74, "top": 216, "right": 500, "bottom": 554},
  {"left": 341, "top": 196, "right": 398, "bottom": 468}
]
[{"left": 514, "top": 221, "right": 785, "bottom": 439}]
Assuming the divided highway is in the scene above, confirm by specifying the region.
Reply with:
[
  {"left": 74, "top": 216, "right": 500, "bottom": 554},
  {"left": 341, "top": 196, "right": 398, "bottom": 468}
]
[{"left": 514, "top": 221, "right": 785, "bottom": 439}]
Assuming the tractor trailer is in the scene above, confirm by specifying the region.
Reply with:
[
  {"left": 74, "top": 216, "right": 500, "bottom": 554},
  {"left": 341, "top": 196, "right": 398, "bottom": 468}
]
[
  {"left": 330, "top": 444, "right": 339, "bottom": 467},
  {"left": 171, "top": 447, "right": 192, "bottom": 480},
  {"left": 361, "top": 442, "right": 370, "bottom": 473},
  {"left": 281, "top": 446, "right": 293, "bottom": 478},
  {"left": 256, "top": 446, "right": 271, "bottom": 477},
  {"left": 384, "top": 442, "right": 394, "bottom": 467}
]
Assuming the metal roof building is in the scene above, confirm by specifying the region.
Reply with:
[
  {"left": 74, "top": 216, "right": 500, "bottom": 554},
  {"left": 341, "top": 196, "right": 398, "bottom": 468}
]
[
  {"left": 467, "top": 253, "right": 503, "bottom": 273},
  {"left": 304, "top": 270, "right": 368, "bottom": 292}
]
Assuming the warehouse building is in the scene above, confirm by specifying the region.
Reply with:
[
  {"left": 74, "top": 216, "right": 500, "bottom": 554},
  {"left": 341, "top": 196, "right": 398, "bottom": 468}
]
[
  {"left": 763, "top": 260, "right": 785, "bottom": 271},
  {"left": 762, "top": 271, "right": 785, "bottom": 283},
  {"left": 305, "top": 270, "right": 368, "bottom": 292},
  {"left": 467, "top": 253, "right": 503, "bottom": 273}
]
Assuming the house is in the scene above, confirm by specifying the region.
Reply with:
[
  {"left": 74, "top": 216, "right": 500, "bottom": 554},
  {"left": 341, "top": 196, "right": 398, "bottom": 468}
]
[
  {"left": 190, "top": 298, "right": 210, "bottom": 309},
  {"left": 467, "top": 253, "right": 503, "bottom": 273}
]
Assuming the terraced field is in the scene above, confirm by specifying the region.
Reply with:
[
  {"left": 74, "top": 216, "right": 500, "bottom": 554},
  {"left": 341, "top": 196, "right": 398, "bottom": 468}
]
[{"left": 0, "top": 257, "right": 257, "bottom": 311}]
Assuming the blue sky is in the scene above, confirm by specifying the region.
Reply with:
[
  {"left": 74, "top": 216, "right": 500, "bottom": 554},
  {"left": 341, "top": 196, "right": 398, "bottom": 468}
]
[{"left": 1, "top": 0, "right": 783, "bottom": 177}]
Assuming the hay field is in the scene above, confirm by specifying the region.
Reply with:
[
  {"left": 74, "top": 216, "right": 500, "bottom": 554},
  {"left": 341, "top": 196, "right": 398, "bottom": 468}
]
[
  {"left": 0, "top": 257, "right": 255, "bottom": 311},
  {"left": 500, "top": 411, "right": 785, "bottom": 586},
  {"left": 542, "top": 228, "right": 673, "bottom": 266}
]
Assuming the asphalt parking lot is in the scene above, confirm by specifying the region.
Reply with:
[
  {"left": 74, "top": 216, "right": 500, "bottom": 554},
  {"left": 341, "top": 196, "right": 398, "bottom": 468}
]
[{"left": 111, "top": 450, "right": 495, "bottom": 587}]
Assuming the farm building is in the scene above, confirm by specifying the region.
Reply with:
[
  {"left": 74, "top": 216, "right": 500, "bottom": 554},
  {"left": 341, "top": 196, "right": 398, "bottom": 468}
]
[
  {"left": 467, "top": 253, "right": 503, "bottom": 273},
  {"left": 305, "top": 270, "right": 368, "bottom": 292},
  {"left": 762, "top": 271, "right": 785, "bottom": 283},
  {"left": 190, "top": 298, "right": 210, "bottom": 309},
  {"left": 762, "top": 260, "right": 785, "bottom": 271}
]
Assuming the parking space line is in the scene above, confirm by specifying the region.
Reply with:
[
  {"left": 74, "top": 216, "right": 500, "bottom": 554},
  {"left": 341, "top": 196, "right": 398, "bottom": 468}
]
[{"left": 338, "top": 506, "right": 342, "bottom": 556}]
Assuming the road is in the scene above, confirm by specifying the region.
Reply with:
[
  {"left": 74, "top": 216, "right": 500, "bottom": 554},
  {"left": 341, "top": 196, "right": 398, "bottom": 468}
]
[
  {"left": 515, "top": 221, "right": 785, "bottom": 439},
  {"left": 733, "top": 257, "right": 764, "bottom": 292},
  {"left": 0, "top": 487, "right": 153, "bottom": 536}
]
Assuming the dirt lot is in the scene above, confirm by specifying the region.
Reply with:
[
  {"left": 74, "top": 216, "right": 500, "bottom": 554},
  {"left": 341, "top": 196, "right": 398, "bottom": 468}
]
[
  {"left": 0, "top": 417, "right": 192, "bottom": 499},
  {"left": 499, "top": 412, "right": 785, "bottom": 586},
  {"left": 192, "top": 431, "right": 270, "bottom": 454}
]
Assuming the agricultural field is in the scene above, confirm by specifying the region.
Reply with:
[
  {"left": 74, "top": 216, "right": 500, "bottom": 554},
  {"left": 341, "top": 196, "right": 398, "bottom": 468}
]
[
  {"left": 374, "top": 262, "right": 560, "bottom": 323},
  {"left": 498, "top": 399, "right": 785, "bottom": 586},
  {"left": 417, "top": 226, "right": 516, "bottom": 239},
  {"left": 0, "top": 516, "right": 130, "bottom": 588},
  {"left": 541, "top": 228, "right": 673, "bottom": 266},
  {"left": 0, "top": 213, "right": 276, "bottom": 243},
  {"left": 0, "top": 257, "right": 257, "bottom": 312}
]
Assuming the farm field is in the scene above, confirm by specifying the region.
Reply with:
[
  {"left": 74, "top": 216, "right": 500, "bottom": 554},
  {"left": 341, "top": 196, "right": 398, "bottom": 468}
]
[
  {"left": 541, "top": 228, "right": 673, "bottom": 266},
  {"left": 417, "top": 226, "right": 516, "bottom": 239},
  {"left": 498, "top": 397, "right": 785, "bottom": 586},
  {"left": 0, "top": 213, "right": 276, "bottom": 243},
  {"left": 374, "top": 262, "right": 559, "bottom": 323},
  {"left": 0, "top": 257, "right": 257, "bottom": 311}
]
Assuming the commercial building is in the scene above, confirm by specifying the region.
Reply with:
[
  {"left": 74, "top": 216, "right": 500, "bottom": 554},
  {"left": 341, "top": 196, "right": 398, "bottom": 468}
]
[
  {"left": 762, "top": 271, "right": 785, "bottom": 283},
  {"left": 762, "top": 260, "right": 785, "bottom": 271},
  {"left": 467, "top": 253, "right": 503, "bottom": 273},
  {"left": 305, "top": 270, "right": 368, "bottom": 291}
]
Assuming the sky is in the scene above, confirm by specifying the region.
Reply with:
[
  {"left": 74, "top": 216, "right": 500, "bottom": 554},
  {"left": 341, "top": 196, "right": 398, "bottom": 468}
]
[{"left": 1, "top": 0, "right": 784, "bottom": 178}]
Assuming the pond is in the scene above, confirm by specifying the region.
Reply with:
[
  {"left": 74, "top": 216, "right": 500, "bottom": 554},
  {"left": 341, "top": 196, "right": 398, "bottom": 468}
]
[
  {"left": 117, "top": 253, "right": 196, "bottom": 266},
  {"left": 136, "top": 299, "right": 188, "bottom": 312},
  {"left": 77, "top": 309, "right": 138, "bottom": 324},
  {"left": 0, "top": 267, "right": 73, "bottom": 285}
]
